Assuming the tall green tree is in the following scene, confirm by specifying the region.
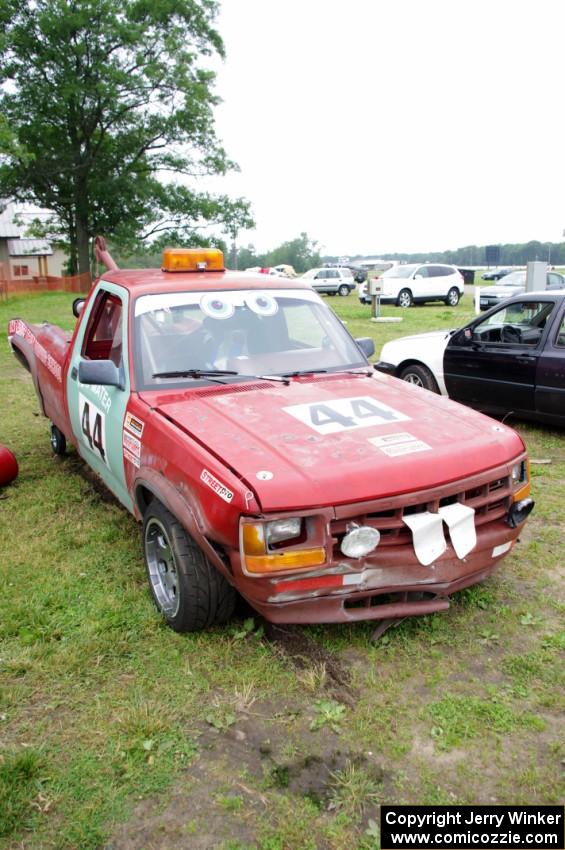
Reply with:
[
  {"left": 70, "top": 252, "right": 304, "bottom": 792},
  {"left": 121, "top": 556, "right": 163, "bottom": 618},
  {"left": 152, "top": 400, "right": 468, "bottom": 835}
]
[
  {"left": 263, "top": 232, "right": 321, "bottom": 274},
  {"left": 0, "top": 0, "right": 253, "bottom": 274}
]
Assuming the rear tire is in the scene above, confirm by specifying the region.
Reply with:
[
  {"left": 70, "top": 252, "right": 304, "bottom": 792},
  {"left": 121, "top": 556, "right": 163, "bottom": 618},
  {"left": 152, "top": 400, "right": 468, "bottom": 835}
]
[
  {"left": 338, "top": 284, "right": 350, "bottom": 297},
  {"left": 399, "top": 363, "right": 439, "bottom": 393},
  {"left": 143, "top": 500, "right": 236, "bottom": 632},
  {"left": 50, "top": 424, "right": 66, "bottom": 455},
  {"left": 397, "top": 288, "right": 413, "bottom": 308},
  {"left": 445, "top": 287, "right": 460, "bottom": 306}
]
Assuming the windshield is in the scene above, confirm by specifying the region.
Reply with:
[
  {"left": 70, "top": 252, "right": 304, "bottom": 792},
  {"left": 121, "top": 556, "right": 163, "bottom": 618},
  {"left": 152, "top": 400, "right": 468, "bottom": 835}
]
[
  {"left": 498, "top": 272, "right": 526, "bottom": 287},
  {"left": 133, "top": 289, "right": 367, "bottom": 389},
  {"left": 381, "top": 264, "right": 418, "bottom": 279}
]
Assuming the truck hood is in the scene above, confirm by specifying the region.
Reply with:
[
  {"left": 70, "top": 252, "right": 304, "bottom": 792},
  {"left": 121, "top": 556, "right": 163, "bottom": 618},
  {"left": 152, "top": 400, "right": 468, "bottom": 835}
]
[{"left": 142, "top": 373, "right": 524, "bottom": 511}]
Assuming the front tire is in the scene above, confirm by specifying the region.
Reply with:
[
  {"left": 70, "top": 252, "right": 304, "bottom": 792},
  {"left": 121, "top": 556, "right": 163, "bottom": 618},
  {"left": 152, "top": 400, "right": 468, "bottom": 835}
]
[
  {"left": 143, "top": 500, "right": 236, "bottom": 632},
  {"left": 338, "top": 284, "right": 350, "bottom": 297},
  {"left": 397, "top": 288, "right": 413, "bottom": 308},
  {"left": 399, "top": 363, "right": 439, "bottom": 393},
  {"left": 445, "top": 287, "right": 460, "bottom": 306}
]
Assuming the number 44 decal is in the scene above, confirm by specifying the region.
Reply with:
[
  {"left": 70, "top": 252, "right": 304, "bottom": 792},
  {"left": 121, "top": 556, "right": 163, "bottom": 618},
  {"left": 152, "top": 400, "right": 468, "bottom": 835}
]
[
  {"left": 79, "top": 393, "right": 107, "bottom": 464},
  {"left": 283, "top": 396, "right": 410, "bottom": 435}
]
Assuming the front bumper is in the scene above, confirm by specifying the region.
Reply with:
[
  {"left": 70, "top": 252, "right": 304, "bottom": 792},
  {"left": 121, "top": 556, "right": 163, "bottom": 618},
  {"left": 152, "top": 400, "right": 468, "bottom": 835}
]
[
  {"left": 241, "top": 520, "right": 519, "bottom": 624},
  {"left": 373, "top": 360, "right": 398, "bottom": 376}
]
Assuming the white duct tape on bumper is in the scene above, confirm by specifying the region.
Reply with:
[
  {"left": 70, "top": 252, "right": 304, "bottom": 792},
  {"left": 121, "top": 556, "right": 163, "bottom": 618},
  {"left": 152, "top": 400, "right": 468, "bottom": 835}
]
[
  {"left": 403, "top": 512, "right": 447, "bottom": 566},
  {"left": 438, "top": 503, "right": 477, "bottom": 559}
]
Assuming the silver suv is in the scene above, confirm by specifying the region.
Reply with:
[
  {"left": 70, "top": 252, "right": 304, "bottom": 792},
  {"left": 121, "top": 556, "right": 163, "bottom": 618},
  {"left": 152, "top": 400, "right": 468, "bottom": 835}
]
[{"left": 301, "top": 267, "right": 355, "bottom": 296}]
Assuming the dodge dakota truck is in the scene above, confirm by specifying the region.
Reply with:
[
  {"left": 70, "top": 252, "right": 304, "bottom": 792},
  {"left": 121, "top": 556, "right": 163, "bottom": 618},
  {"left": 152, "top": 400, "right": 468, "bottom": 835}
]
[{"left": 8, "top": 245, "right": 534, "bottom": 634}]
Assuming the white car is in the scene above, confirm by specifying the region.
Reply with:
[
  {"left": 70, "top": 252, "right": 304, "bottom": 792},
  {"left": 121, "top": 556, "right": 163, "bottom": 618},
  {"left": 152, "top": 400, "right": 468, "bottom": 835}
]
[
  {"left": 376, "top": 330, "right": 452, "bottom": 392},
  {"left": 359, "top": 263, "right": 464, "bottom": 307},
  {"left": 302, "top": 267, "right": 355, "bottom": 296}
]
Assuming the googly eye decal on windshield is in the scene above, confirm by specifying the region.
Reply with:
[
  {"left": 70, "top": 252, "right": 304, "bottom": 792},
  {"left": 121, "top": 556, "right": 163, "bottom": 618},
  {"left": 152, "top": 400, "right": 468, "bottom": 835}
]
[
  {"left": 200, "top": 293, "right": 235, "bottom": 320},
  {"left": 244, "top": 292, "right": 279, "bottom": 317}
]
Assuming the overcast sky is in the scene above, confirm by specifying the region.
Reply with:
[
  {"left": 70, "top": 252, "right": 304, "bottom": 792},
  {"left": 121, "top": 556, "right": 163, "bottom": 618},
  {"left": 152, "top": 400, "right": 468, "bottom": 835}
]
[{"left": 206, "top": 0, "right": 565, "bottom": 257}]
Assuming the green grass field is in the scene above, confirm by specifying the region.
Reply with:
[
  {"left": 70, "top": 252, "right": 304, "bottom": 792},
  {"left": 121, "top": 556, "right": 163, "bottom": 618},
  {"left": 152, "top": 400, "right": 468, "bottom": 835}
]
[{"left": 0, "top": 291, "right": 563, "bottom": 850}]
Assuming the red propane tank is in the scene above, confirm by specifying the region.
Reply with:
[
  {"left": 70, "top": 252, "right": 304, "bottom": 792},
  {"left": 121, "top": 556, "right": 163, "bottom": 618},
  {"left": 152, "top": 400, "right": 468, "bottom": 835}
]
[{"left": 0, "top": 445, "right": 18, "bottom": 486}]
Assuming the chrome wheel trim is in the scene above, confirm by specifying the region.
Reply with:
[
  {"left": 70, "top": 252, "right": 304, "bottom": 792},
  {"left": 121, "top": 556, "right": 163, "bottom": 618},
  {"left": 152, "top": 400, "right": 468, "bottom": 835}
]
[
  {"left": 404, "top": 373, "right": 424, "bottom": 387},
  {"left": 145, "top": 518, "right": 180, "bottom": 616}
]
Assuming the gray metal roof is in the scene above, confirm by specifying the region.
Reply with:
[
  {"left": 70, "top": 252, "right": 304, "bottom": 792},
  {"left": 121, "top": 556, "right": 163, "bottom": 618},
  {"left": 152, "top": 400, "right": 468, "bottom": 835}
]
[{"left": 7, "top": 238, "right": 53, "bottom": 256}]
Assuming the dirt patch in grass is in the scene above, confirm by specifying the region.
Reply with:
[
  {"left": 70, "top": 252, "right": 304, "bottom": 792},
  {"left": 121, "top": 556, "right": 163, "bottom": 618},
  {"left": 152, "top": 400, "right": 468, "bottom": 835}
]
[
  {"left": 108, "top": 700, "right": 386, "bottom": 850},
  {"left": 264, "top": 623, "right": 355, "bottom": 706}
]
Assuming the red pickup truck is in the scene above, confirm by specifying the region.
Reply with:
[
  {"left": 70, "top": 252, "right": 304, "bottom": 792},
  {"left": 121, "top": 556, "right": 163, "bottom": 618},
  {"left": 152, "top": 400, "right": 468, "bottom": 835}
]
[{"left": 8, "top": 246, "right": 534, "bottom": 634}]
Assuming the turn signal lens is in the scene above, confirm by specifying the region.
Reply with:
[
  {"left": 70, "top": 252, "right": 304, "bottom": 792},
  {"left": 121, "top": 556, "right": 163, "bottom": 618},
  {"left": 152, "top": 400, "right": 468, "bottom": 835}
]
[
  {"left": 241, "top": 519, "right": 326, "bottom": 574},
  {"left": 513, "top": 481, "right": 531, "bottom": 502},
  {"left": 162, "top": 248, "right": 225, "bottom": 272},
  {"left": 245, "top": 548, "right": 326, "bottom": 574},
  {"left": 512, "top": 458, "right": 530, "bottom": 501},
  {"left": 241, "top": 523, "right": 266, "bottom": 556}
]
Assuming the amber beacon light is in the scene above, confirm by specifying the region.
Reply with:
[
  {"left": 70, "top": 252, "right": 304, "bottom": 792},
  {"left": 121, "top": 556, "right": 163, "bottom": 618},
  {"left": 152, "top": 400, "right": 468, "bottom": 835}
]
[{"left": 162, "top": 248, "right": 225, "bottom": 272}]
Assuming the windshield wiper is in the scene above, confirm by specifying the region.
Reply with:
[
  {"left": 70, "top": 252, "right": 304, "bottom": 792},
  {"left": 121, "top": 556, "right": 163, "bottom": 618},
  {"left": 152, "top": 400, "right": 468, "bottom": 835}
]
[
  {"left": 152, "top": 368, "right": 291, "bottom": 386},
  {"left": 280, "top": 369, "right": 328, "bottom": 378},
  {"left": 152, "top": 369, "right": 238, "bottom": 380},
  {"left": 341, "top": 368, "right": 374, "bottom": 377}
]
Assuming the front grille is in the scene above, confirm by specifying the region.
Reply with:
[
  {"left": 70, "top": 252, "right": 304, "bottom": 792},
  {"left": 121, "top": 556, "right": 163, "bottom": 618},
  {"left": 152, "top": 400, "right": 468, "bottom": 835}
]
[{"left": 330, "top": 471, "right": 514, "bottom": 553}]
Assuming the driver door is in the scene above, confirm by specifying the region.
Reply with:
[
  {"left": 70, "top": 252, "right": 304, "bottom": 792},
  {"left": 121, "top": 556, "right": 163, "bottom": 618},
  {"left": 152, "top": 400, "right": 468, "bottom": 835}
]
[
  {"left": 443, "top": 299, "right": 555, "bottom": 416},
  {"left": 66, "top": 282, "right": 133, "bottom": 510}
]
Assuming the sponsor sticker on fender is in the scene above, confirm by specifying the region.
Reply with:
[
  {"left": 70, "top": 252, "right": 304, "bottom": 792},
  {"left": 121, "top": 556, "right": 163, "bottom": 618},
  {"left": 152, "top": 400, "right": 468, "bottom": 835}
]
[
  {"left": 124, "top": 412, "right": 145, "bottom": 437},
  {"left": 8, "top": 318, "right": 63, "bottom": 382},
  {"left": 122, "top": 430, "right": 141, "bottom": 468},
  {"left": 201, "top": 469, "right": 234, "bottom": 503}
]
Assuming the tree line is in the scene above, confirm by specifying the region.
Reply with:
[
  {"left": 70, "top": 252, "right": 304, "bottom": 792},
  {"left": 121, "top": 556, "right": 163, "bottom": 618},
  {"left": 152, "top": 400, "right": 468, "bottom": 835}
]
[{"left": 325, "top": 240, "right": 563, "bottom": 267}]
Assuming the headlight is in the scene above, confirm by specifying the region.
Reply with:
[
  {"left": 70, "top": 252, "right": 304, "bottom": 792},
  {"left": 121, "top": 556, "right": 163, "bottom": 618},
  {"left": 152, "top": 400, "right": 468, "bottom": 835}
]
[
  {"left": 266, "top": 518, "right": 302, "bottom": 546},
  {"left": 511, "top": 461, "right": 527, "bottom": 483},
  {"left": 240, "top": 518, "right": 326, "bottom": 575}
]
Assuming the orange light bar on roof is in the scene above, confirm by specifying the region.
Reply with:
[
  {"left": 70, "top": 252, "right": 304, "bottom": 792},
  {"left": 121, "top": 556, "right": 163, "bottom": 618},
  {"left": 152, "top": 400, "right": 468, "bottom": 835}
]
[{"left": 162, "top": 248, "right": 225, "bottom": 273}]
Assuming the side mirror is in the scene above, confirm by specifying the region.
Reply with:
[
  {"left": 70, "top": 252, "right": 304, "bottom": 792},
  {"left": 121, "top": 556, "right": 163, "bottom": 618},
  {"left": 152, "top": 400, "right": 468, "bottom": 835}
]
[
  {"left": 72, "top": 298, "right": 86, "bottom": 318},
  {"left": 414, "top": 274, "right": 423, "bottom": 280},
  {"left": 451, "top": 328, "right": 473, "bottom": 346},
  {"left": 355, "top": 337, "right": 375, "bottom": 358},
  {"left": 78, "top": 359, "right": 124, "bottom": 389}
]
